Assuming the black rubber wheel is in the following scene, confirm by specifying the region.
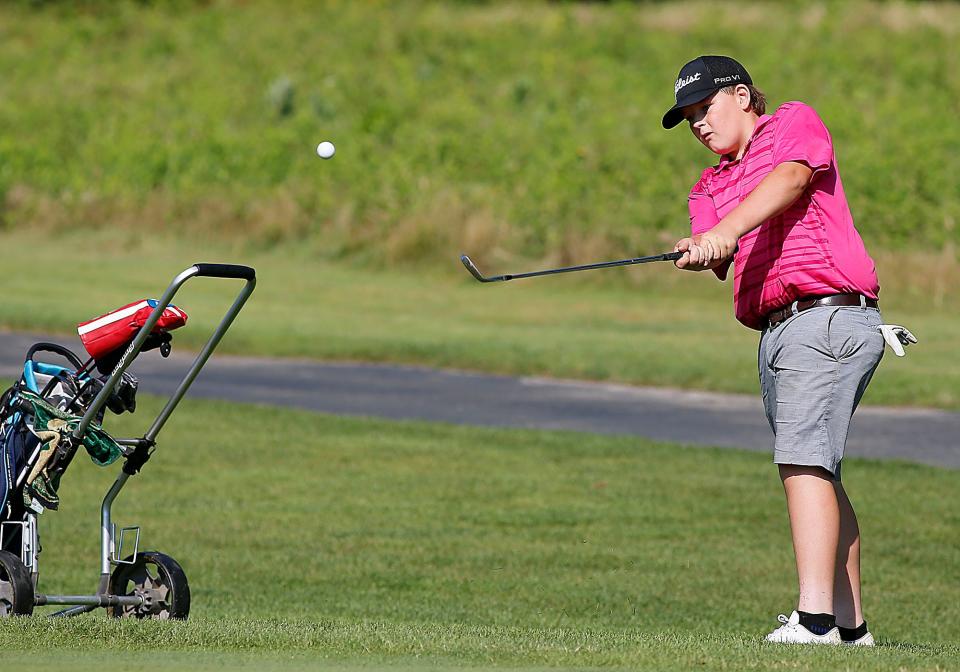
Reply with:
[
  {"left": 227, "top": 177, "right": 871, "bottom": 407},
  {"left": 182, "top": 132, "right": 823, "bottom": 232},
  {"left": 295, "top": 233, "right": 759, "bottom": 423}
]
[
  {"left": 108, "top": 551, "right": 190, "bottom": 620},
  {"left": 0, "top": 550, "right": 34, "bottom": 616}
]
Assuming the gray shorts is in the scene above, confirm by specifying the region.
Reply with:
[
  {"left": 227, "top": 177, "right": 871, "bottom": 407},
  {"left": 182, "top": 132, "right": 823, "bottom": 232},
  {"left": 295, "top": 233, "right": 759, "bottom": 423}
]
[{"left": 758, "top": 305, "right": 885, "bottom": 479}]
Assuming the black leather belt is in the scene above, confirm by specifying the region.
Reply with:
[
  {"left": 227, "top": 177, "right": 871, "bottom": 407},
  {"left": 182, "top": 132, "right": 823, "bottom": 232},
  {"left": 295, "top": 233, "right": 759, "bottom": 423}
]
[{"left": 766, "top": 294, "right": 879, "bottom": 328}]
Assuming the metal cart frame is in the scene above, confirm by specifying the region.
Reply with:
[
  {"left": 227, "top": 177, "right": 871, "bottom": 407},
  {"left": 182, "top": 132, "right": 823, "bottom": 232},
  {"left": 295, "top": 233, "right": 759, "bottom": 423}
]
[{"left": 1, "top": 263, "right": 255, "bottom": 618}]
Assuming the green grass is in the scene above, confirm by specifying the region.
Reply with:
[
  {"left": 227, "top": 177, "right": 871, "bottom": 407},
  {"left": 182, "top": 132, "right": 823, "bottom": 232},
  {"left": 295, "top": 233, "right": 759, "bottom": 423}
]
[
  {"left": 0, "top": 0, "right": 957, "bottom": 261},
  {"left": 0, "top": 396, "right": 957, "bottom": 669},
  {"left": 1, "top": 622, "right": 957, "bottom": 671},
  {"left": 0, "top": 229, "right": 955, "bottom": 409}
]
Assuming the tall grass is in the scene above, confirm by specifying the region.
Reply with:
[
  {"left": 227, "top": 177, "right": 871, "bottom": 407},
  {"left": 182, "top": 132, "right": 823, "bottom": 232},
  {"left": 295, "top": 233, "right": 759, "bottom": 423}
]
[{"left": 0, "top": 1, "right": 957, "bottom": 268}]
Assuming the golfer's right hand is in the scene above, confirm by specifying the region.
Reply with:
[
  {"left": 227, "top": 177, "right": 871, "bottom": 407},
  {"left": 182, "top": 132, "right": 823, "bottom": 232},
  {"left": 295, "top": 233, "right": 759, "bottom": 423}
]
[{"left": 674, "top": 237, "right": 711, "bottom": 271}]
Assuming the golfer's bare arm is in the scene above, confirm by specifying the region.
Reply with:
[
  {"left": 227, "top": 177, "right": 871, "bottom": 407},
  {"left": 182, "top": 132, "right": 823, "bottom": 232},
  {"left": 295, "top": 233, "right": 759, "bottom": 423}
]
[{"left": 675, "top": 161, "right": 814, "bottom": 271}]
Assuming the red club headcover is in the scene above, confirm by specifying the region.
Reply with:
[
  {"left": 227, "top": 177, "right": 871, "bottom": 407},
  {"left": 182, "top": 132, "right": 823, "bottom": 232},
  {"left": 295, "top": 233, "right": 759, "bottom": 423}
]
[{"left": 77, "top": 300, "right": 188, "bottom": 361}]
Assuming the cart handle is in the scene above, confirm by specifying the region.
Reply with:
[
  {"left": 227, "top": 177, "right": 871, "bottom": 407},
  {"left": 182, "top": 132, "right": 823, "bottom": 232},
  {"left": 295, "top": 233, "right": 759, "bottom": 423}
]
[
  {"left": 73, "top": 263, "right": 256, "bottom": 442},
  {"left": 193, "top": 263, "right": 256, "bottom": 281}
]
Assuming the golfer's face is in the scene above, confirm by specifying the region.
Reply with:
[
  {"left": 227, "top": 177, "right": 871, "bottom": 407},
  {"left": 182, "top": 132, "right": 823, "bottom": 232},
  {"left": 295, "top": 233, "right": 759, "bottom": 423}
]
[{"left": 683, "top": 91, "right": 741, "bottom": 156}]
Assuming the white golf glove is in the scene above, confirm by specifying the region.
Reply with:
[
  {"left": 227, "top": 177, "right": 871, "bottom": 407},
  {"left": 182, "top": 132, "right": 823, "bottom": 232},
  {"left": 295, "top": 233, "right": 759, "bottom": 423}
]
[{"left": 877, "top": 324, "right": 917, "bottom": 357}]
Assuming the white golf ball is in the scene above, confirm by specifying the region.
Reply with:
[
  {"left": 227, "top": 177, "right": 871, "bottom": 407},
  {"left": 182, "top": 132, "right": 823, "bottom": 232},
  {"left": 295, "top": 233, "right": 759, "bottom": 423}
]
[{"left": 316, "top": 141, "right": 336, "bottom": 159}]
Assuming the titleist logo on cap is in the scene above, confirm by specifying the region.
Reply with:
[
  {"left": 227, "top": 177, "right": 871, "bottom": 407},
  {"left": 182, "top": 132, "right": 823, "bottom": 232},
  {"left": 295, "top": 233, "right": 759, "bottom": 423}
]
[{"left": 674, "top": 72, "right": 701, "bottom": 95}]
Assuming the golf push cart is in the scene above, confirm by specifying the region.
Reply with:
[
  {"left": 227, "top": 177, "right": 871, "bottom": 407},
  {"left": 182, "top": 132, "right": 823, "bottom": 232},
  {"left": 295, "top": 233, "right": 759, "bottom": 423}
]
[{"left": 0, "top": 263, "right": 255, "bottom": 618}]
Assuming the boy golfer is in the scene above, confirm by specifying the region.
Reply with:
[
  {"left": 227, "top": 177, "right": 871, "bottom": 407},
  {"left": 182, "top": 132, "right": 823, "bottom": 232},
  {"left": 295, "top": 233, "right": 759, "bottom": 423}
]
[{"left": 664, "top": 55, "right": 887, "bottom": 645}]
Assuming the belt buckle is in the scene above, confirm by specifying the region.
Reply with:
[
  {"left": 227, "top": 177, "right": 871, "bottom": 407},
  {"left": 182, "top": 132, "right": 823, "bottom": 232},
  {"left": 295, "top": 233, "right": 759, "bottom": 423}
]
[{"left": 769, "top": 299, "right": 800, "bottom": 329}]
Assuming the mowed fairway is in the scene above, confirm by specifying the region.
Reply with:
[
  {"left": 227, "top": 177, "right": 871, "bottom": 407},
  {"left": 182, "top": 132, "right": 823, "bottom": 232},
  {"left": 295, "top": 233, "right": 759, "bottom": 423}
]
[{"left": 1, "top": 396, "right": 956, "bottom": 670}]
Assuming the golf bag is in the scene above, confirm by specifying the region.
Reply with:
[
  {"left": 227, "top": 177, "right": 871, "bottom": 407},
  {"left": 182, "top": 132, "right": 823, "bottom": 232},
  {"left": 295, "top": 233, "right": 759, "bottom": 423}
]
[{"left": 0, "top": 300, "right": 187, "bottom": 556}]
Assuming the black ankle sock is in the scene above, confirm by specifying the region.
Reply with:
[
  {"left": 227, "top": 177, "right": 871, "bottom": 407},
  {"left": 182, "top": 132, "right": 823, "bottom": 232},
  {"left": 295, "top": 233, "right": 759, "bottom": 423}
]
[
  {"left": 838, "top": 621, "right": 868, "bottom": 641},
  {"left": 797, "top": 611, "right": 836, "bottom": 636}
]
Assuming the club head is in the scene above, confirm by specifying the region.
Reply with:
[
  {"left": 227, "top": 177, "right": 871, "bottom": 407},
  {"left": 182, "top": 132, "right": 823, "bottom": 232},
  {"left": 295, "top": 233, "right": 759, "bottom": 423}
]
[{"left": 460, "top": 255, "right": 495, "bottom": 282}]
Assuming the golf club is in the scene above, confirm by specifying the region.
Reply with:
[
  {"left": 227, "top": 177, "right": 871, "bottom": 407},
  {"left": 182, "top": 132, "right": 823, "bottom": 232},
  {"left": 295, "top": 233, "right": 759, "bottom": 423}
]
[{"left": 460, "top": 251, "right": 684, "bottom": 283}]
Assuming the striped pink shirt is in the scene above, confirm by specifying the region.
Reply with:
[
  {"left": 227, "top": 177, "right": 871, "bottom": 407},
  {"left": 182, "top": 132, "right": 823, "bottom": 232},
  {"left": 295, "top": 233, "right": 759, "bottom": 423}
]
[{"left": 688, "top": 102, "right": 879, "bottom": 330}]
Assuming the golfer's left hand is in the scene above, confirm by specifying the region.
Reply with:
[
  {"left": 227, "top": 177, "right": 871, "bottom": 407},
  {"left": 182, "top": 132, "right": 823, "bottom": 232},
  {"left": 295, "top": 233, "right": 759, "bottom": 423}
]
[
  {"left": 697, "top": 225, "right": 739, "bottom": 265},
  {"left": 674, "top": 237, "right": 712, "bottom": 271}
]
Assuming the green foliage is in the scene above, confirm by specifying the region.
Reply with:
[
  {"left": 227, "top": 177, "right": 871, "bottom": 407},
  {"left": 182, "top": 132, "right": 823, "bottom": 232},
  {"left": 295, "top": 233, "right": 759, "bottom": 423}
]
[
  {"left": 0, "top": 1, "right": 957, "bottom": 265},
  {"left": 0, "top": 398, "right": 957, "bottom": 668}
]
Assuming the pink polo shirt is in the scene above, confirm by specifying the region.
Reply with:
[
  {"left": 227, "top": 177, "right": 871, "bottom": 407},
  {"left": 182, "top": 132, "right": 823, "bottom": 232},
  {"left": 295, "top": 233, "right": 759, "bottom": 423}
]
[{"left": 688, "top": 101, "right": 879, "bottom": 330}]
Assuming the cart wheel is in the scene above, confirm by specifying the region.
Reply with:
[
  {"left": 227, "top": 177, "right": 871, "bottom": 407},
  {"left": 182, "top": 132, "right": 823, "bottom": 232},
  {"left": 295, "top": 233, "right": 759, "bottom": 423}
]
[
  {"left": 108, "top": 551, "right": 190, "bottom": 620},
  {"left": 0, "top": 550, "right": 34, "bottom": 617}
]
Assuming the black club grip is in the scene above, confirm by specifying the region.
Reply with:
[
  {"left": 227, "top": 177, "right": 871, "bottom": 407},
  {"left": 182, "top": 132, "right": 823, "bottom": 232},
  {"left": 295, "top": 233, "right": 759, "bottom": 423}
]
[{"left": 193, "top": 264, "right": 256, "bottom": 281}]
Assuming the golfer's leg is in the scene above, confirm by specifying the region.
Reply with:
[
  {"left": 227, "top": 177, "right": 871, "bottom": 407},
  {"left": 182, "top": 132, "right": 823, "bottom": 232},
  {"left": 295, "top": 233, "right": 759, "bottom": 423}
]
[
  {"left": 779, "top": 464, "right": 839, "bottom": 615},
  {"left": 833, "top": 483, "right": 863, "bottom": 628},
  {"left": 824, "top": 308, "right": 883, "bottom": 628}
]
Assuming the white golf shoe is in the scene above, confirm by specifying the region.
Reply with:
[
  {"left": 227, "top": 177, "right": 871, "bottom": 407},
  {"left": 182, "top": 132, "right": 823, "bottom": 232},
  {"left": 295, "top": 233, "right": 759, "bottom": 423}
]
[
  {"left": 843, "top": 631, "right": 875, "bottom": 646},
  {"left": 765, "top": 611, "right": 842, "bottom": 645}
]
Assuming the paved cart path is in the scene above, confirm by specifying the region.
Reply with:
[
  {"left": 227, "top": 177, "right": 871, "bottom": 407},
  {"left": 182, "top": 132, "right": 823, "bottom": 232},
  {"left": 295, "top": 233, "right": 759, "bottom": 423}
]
[{"left": 1, "top": 331, "right": 957, "bottom": 469}]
